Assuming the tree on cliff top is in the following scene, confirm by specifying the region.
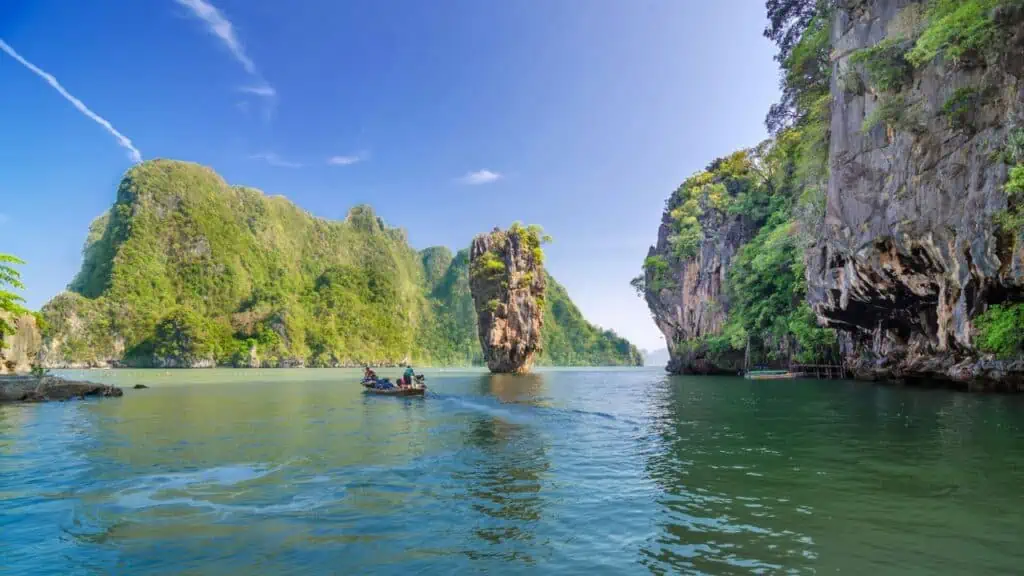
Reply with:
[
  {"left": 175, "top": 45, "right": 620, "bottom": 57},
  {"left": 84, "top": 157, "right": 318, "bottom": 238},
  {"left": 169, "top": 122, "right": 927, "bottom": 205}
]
[
  {"left": 0, "top": 253, "right": 31, "bottom": 337},
  {"left": 764, "top": 0, "right": 833, "bottom": 134}
]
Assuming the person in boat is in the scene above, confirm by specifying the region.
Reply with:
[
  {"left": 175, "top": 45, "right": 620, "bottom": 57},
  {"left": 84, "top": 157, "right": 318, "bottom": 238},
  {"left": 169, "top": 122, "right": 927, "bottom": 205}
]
[
  {"left": 363, "top": 366, "right": 377, "bottom": 381},
  {"left": 375, "top": 377, "right": 395, "bottom": 390},
  {"left": 403, "top": 365, "right": 416, "bottom": 387}
]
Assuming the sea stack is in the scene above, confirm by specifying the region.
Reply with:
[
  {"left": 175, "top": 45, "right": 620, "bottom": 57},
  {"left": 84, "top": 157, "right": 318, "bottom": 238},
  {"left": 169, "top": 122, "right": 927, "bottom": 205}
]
[{"left": 469, "top": 224, "right": 548, "bottom": 374}]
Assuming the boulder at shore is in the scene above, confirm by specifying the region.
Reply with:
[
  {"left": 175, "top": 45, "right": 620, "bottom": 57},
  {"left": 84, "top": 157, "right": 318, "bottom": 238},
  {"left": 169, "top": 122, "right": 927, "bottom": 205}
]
[
  {"left": 469, "top": 225, "right": 547, "bottom": 374},
  {"left": 0, "top": 375, "right": 123, "bottom": 404}
]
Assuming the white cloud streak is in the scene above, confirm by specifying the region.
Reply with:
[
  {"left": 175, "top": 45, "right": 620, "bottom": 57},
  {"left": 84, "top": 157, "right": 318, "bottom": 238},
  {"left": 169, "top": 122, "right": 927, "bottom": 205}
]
[
  {"left": 238, "top": 84, "right": 276, "bottom": 97},
  {"left": 327, "top": 152, "right": 367, "bottom": 166},
  {"left": 175, "top": 0, "right": 275, "bottom": 118},
  {"left": 0, "top": 39, "right": 142, "bottom": 163},
  {"left": 175, "top": 0, "right": 256, "bottom": 74},
  {"left": 250, "top": 152, "right": 302, "bottom": 168},
  {"left": 459, "top": 169, "right": 502, "bottom": 185}
]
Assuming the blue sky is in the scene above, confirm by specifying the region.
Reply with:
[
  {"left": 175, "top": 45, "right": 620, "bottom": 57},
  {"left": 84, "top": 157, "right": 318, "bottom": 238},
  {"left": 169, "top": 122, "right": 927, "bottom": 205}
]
[{"left": 0, "top": 0, "right": 780, "bottom": 351}]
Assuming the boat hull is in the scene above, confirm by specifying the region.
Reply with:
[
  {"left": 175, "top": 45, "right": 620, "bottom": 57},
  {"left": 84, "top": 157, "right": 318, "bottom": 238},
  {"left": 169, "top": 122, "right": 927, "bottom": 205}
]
[
  {"left": 744, "top": 371, "right": 800, "bottom": 380},
  {"left": 363, "top": 387, "right": 426, "bottom": 397}
]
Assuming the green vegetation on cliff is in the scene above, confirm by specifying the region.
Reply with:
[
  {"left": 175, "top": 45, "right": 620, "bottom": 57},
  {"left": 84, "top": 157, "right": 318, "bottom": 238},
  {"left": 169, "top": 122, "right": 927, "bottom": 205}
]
[
  {"left": 639, "top": 0, "right": 1024, "bottom": 372},
  {"left": 0, "top": 254, "right": 30, "bottom": 337},
  {"left": 640, "top": 135, "right": 837, "bottom": 366},
  {"left": 975, "top": 303, "right": 1024, "bottom": 358},
  {"left": 466, "top": 223, "right": 641, "bottom": 367},
  {"left": 541, "top": 276, "right": 642, "bottom": 366},
  {"left": 636, "top": 0, "right": 839, "bottom": 367},
  {"left": 42, "top": 160, "right": 640, "bottom": 368}
]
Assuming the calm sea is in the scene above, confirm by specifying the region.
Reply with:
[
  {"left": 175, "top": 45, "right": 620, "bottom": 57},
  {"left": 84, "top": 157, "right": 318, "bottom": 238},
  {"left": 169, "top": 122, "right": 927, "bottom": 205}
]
[{"left": 2, "top": 368, "right": 1024, "bottom": 574}]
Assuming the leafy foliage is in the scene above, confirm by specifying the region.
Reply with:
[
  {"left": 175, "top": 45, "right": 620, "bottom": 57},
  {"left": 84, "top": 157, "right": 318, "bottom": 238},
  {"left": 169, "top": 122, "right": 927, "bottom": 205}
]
[
  {"left": 153, "top": 308, "right": 219, "bottom": 365},
  {"left": 472, "top": 251, "right": 506, "bottom": 278},
  {"left": 41, "top": 160, "right": 639, "bottom": 367},
  {"left": 763, "top": 0, "right": 824, "bottom": 64},
  {"left": 764, "top": 0, "right": 833, "bottom": 134},
  {"left": 641, "top": 125, "right": 838, "bottom": 365},
  {"left": 721, "top": 202, "right": 837, "bottom": 364},
  {"left": 663, "top": 152, "right": 766, "bottom": 261},
  {"left": 849, "top": 38, "right": 914, "bottom": 93},
  {"left": 996, "top": 129, "right": 1024, "bottom": 241},
  {"left": 646, "top": 255, "right": 672, "bottom": 291},
  {"left": 539, "top": 275, "right": 643, "bottom": 366},
  {"left": 974, "top": 303, "right": 1024, "bottom": 358},
  {"left": 29, "top": 362, "right": 50, "bottom": 378},
  {"left": 1007, "top": 164, "right": 1024, "bottom": 196},
  {"left": 941, "top": 87, "right": 983, "bottom": 131},
  {"left": 0, "top": 254, "right": 31, "bottom": 337},
  {"left": 1006, "top": 127, "right": 1024, "bottom": 164},
  {"left": 637, "top": 0, "right": 841, "bottom": 366},
  {"left": 862, "top": 95, "right": 924, "bottom": 135},
  {"left": 906, "top": 0, "right": 1009, "bottom": 68}
]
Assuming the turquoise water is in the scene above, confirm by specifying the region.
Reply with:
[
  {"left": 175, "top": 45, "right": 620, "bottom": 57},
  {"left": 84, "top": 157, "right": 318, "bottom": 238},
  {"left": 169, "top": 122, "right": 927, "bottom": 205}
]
[{"left": 3, "top": 368, "right": 1024, "bottom": 574}]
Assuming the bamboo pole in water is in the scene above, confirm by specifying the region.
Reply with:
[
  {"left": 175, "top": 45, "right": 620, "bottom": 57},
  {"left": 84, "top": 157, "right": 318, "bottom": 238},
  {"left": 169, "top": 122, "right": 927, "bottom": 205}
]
[{"left": 744, "top": 334, "right": 751, "bottom": 374}]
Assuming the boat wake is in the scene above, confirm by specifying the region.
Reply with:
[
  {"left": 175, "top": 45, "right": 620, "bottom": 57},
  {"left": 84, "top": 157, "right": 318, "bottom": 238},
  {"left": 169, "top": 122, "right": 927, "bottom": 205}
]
[
  {"left": 110, "top": 462, "right": 341, "bottom": 516},
  {"left": 433, "top": 393, "right": 640, "bottom": 428},
  {"left": 435, "top": 395, "right": 534, "bottom": 425}
]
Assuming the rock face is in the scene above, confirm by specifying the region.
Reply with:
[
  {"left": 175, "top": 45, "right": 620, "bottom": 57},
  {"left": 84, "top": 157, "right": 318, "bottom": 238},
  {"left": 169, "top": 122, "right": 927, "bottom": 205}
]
[
  {"left": 0, "top": 314, "right": 42, "bottom": 374},
  {"left": 469, "top": 227, "right": 546, "bottom": 373},
  {"left": 36, "top": 160, "right": 643, "bottom": 369},
  {"left": 642, "top": 195, "right": 756, "bottom": 374},
  {"left": 806, "top": 0, "right": 1024, "bottom": 388},
  {"left": 38, "top": 293, "right": 124, "bottom": 369},
  {"left": 0, "top": 375, "right": 123, "bottom": 403}
]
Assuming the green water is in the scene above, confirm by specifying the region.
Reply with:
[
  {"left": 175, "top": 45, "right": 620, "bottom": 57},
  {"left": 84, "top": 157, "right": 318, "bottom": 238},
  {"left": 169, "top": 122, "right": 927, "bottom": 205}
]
[{"left": 2, "top": 368, "right": 1024, "bottom": 574}]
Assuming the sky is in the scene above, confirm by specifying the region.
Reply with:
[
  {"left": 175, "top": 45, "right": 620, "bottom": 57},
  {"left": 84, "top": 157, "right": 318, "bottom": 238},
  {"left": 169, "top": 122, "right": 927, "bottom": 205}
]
[{"left": 0, "top": 0, "right": 781, "bottom": 352}]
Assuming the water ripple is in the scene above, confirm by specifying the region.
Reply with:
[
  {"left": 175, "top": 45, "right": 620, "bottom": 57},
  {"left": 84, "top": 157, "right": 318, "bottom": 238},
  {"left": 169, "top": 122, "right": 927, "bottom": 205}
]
[{"left": 3, "top": 369, "right": 1024, "bottom": 574}]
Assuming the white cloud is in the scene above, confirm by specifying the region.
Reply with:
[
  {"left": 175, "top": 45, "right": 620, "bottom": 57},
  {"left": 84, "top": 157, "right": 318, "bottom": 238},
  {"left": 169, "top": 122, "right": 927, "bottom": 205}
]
[
  {"left": 176, "top": 0, "right": 275, "bottom": 119},
  {"left": 459, "top": 169, "right": 502, "bottom": 185},
  {"left": 0, "top": 39, "right": 142, "bottom": 163},
  {"left": 175, "top": 0, "right": 257, "bottom": 75},
  {"left": 327, "top": 152, "right": 367, "bottom": 166},
  {"left": 250, "top": 152, "right": 302, "bottom": 168},
  {"left": 238, "top": 84, "right": 275, "bottom": 97}
]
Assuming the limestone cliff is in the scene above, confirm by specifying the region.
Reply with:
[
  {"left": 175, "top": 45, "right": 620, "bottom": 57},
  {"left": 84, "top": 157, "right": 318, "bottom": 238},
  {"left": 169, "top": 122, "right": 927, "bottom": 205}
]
[
  {"left": 641, "top": 200, "right": 754, "bottom": 374},
  {"left": 807, "top": 0, "right": 1024, "bottom": 388},
  {"left": 37, "top": 160, "right": 642, "bottom": 369},
  {"left": 0, "top": 313, "right": 41, "bottom": 374},
  {"left": 469, "top": 226, "right": 547, "bottom": 374},
  {"left": 639, "top": 0, "right": 1024, "bottom": 387}
]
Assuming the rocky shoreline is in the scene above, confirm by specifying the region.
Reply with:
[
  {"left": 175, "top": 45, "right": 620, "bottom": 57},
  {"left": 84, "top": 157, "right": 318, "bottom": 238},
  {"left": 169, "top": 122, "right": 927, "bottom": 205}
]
[
  {"left": 40, "top": 359, "right": 432, "bottom": 370},
  {"left": 0, "top": 375, "right": 123, "bottom": 404}
]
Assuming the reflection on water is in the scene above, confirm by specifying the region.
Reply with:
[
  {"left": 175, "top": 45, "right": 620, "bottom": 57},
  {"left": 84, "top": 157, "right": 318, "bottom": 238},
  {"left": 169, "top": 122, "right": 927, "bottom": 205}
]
[
  {"left": 640, "top": 377, "right": 1024, "bottom": 575},
  {"left": 2, "top": 368, "right": 1024, "bottom": 574},
  {"left": 483, "top": 372, "right": 547, "bottom": 406},
  {"left": 460, "top": 374, "right": 549, "bottom": 563}
]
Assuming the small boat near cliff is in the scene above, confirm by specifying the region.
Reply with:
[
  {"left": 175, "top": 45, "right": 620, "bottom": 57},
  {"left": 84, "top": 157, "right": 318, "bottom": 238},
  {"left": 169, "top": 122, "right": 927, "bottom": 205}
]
[
  {"left": 744, "top": 370, "right": 800, "bottom": 380},
  {"left": 363, "top": 385, "right": 426, "bottom": 397},
  {"left": 361, "top": 375, "right": 427, "bottom": 396}
]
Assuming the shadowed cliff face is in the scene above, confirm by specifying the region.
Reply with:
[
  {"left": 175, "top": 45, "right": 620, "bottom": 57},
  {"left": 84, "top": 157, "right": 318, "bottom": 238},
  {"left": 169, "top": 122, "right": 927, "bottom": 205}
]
[
  {"left": 469, "top": 227, "right": 546, "bottom": 374},
  {"left": 643, "top": 207, "right": 753, "bottom": 374},
  {"left": 807, "top": 0, "right": 1024, "bottom": 387}
]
